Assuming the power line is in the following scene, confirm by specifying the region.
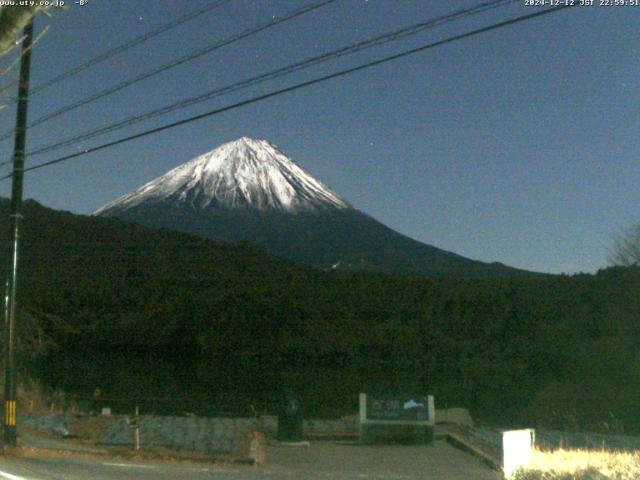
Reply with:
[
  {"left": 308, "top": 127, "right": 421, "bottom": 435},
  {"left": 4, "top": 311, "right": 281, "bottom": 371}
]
[
  {"left": 28, "top": 0, "right": 516, "bottom": 158},
  {"left": 0, "top": 5, "right": 573, "bottom": 183},
  {"left": 27, "top": 0, "right": 235, "bottom": 98},
  {"left": 0, "top": 0, "right": 338, "bottom": 143}
]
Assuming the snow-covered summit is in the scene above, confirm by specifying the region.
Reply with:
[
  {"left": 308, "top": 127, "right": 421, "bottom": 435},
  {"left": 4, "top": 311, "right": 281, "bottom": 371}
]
[{"left": 94, "top": 137, "right": 350, "bottom": 215}]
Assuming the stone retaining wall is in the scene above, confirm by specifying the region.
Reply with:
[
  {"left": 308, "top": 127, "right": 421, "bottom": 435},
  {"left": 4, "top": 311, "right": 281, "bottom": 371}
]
[
  {"left": 18, "top": 413, "right": 359, "bottom": 454},
  {"left": 100, "top": 415, "right": 256, "bottom": 453},
  {"left": 19, "top": 413, "right": 72, "bottom": 437}
]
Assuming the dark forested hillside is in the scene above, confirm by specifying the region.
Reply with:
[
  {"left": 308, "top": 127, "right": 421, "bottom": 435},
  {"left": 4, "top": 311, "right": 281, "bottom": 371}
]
[{"left": 1, "top": 199, "right": 639, "bottom": 433}]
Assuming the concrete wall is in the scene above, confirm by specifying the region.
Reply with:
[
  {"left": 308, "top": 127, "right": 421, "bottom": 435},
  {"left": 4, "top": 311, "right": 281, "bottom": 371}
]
[
  {"left": 435, "top": 408, "right": 474, "bottom": 426},
  {"left": 303, "top": 418, "right": 357, "bottom": 436}
]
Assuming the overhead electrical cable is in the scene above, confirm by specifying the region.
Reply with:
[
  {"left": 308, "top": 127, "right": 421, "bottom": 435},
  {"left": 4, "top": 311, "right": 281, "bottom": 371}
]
[
  {"left": 0, "top": 5, "right": 573, "bottom": 183},
  {"left": 28, "top": 0, "right": 515, "bottom": 157},
  {"left": 0, "top": 0, "right": 338, "bottom": 143},
  {"left": 30, "top": 0, "right": 235, "bottom": 97}
]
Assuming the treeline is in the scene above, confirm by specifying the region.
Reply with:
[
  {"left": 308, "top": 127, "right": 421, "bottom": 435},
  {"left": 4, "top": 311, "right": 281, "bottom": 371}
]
[{"left": 1, "top": 199, "right": 640, "bottom": 432}]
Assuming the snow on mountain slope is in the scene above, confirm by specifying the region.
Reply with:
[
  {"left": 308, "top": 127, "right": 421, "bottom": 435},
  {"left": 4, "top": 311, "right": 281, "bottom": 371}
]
[
  {"left": 93, "top": 137, "right": 538, "bottom": 277},
  {"left": 94, "top": 137, "right": 350, "bottom": 215}
]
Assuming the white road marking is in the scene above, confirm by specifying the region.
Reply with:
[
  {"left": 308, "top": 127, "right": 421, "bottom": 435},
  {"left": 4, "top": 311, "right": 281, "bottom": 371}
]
[
  {"left": 102, "top": 462, "right": 157, "bottom": 469},
  {"left": 0, "top": 469, "right": 32, "bottom": 480}
]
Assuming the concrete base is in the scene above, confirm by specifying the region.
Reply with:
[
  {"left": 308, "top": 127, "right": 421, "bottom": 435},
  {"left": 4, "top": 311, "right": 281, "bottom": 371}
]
[
  {"left": 277, "top": 440, "right": 311, "bottom": 447},
  {"left": 360, "top": 424, "right": 434, "bottom": 445},
  {"left": 435, "top": 408, "right": 474, "bottom": 427}
]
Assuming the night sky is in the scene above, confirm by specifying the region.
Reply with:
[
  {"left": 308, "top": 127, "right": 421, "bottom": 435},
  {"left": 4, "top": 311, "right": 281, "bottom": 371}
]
[{"left": 0, "top": 0, "right": 637, "bottom": 274}]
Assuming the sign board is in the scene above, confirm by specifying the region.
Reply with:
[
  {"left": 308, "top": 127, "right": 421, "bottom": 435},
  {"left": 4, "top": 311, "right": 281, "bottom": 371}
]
[{"left": 360, "top": 393, "right": 435, "bottom": 425}]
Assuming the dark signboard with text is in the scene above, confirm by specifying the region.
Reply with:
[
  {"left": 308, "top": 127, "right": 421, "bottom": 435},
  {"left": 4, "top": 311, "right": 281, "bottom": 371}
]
[{"left": 365, "top": 395, "right": 430, "bottom": 422}]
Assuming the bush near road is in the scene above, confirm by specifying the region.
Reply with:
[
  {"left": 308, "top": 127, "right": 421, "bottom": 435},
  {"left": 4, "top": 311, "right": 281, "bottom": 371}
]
[{"left": 513, "top": 448, "right": 640, "bottom": 480}]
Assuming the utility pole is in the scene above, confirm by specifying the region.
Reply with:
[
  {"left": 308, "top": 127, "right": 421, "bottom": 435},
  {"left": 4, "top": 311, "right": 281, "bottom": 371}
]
[{"left": 4, "top": 19, "right": 35, "bottom": 447}]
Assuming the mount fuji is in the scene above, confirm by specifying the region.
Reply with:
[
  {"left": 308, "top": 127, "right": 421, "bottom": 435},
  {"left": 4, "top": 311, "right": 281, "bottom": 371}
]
[{"left": 94, "top": 137, "right": 530, "bottom": 277}]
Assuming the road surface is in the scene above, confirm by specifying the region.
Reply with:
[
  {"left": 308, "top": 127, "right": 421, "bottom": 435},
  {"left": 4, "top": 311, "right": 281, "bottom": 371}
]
[{"left": 0, "top": 440, "right": 501, "bottom": 479}]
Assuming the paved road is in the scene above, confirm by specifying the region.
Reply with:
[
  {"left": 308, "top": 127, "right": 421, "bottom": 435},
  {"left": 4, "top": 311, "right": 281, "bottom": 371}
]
[{"left": 0, "top": 440, "right": 501, "bottom": 479}]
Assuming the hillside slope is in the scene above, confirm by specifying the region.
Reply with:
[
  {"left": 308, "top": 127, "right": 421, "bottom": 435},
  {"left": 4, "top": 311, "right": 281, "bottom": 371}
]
[{"left": 1, "top": 198, "right": 637, "bottom": 433}]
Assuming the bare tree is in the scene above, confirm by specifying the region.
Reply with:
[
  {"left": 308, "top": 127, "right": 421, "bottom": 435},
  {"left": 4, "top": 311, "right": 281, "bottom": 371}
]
[
  {"left": 0, "top": 6, "right": 58, "bottom": 111},
  {"left": 0, "top": 6, "right": 42, "bottom": 55},
  {"left": 609, "top": 223, "right": 640, "bottom": 266}
]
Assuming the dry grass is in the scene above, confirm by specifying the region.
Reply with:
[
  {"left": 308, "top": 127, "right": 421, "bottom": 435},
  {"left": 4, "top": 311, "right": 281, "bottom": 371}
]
[
  {"left": 8, "top": 443, "right": 227, "bottom": 465},
  {"left": 512, "top": 447, "right": 640, "bottom": 479}
]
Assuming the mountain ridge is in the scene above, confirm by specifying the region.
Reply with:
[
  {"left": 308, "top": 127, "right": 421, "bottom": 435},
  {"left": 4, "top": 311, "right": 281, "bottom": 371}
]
[
  {"left": 95, "top": 137, "right": 350, "bottom": 215},
  {"left": 95, "top": 137, "right": 541, "bottom": 277}
]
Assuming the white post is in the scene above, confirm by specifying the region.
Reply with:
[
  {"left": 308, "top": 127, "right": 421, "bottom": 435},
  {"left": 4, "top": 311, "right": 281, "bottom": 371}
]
[
  {"left": 427, "top": 395, "right": 435, "bottom": 425},
  {"left": 359, "top": 393, "right": 367, "bottom": 423},
  {"left": 502, "top": 429, "right": 534, "bottom": 478},
  {"left": 134, "top": 405, "right": 140, "bottom": 451}
]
